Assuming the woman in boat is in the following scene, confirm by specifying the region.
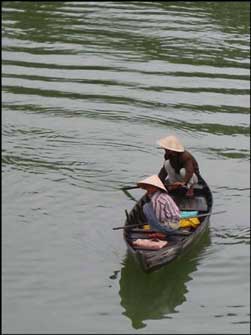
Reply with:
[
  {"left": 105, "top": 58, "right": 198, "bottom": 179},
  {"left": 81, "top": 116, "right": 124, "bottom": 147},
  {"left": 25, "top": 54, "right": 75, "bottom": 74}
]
[
  {"left": 157, "top": 135, "right": 200, "bottom": 197},
  {"left": 137, "top": 175, "right": 181, "bottom": 234}
]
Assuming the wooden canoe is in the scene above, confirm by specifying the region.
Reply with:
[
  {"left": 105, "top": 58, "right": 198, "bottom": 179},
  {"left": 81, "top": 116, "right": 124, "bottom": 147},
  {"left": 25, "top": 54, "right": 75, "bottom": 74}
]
[{"left": 123, "top": 175, "right": 213, "bottom": 272}]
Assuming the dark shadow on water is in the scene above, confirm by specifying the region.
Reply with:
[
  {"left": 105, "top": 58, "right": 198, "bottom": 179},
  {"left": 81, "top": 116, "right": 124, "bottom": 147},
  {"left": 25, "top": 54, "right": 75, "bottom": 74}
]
[{"left": 119, "top": 228, "right": 211, "bottom": 329}]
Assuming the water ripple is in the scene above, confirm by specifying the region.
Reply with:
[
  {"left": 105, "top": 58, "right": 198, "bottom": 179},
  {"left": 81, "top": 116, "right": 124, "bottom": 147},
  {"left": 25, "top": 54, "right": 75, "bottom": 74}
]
[{"left": 212, "top": 226, "right": 250, "bottom": 245}]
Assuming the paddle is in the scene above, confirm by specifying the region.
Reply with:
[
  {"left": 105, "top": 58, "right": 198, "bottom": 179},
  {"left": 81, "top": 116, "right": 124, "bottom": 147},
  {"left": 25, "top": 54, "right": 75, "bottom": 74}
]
[
  {"left": 121, "top": 184, "right": 175, "bottom": 191},
  {"left": 122, "top": 189, "right": 138, "bottom": 202},
  {"left": 121, "top": 185, "right": 139, "bottom": 191},
  {"left": 112, "top": 210, "right": 226, "bottom": 231},
  {"left": 113, "top": 223, "right": 191, "bottom": 235},
  {"left": 121, "top": 183, "right": 186, "bottom": 191}
]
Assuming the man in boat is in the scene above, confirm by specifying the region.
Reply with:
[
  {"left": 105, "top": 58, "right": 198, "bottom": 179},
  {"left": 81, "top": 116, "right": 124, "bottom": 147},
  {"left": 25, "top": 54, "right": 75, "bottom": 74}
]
[
  {"left": 137, "top": 175, "right": 182, "bottom": 234},
  {"left": 157, "top": 135, "right": 200, "bottom": 198}
]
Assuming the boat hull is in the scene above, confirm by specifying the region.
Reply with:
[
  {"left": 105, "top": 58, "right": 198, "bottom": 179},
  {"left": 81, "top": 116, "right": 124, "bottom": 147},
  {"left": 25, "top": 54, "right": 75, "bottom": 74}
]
[{"left": 123, "top": 175, "right": 213, "bottom": 272}]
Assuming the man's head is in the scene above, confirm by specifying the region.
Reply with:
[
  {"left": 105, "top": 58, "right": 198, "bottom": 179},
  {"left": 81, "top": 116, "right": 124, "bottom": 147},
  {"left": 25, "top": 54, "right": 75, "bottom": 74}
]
[
  {"left": 137, "top": 175, "right": 167, "bottom": 194},
  {"left": 157, "top": 135, "right": 184, "bottom": 159}
]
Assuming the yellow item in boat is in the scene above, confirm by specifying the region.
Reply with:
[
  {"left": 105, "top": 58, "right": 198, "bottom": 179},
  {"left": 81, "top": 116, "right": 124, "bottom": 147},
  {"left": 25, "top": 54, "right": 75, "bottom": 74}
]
[
  {"left": 179, "top": 217, "right": 200, "bottom": 228},
  {"left": 143, "top": 218, "right": 200, "bottom": 230}
]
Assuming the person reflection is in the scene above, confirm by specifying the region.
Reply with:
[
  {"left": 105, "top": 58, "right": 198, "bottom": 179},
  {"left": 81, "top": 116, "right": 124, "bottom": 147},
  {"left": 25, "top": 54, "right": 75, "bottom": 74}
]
[{"left": 119, "top": 229, "right": 211, "bottom": 329}]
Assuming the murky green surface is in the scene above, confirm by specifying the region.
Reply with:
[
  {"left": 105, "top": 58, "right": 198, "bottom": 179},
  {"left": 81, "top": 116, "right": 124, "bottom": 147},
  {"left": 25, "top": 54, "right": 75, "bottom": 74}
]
[{"left": 2, "top": 1, "right": 250, "bottom": 333}]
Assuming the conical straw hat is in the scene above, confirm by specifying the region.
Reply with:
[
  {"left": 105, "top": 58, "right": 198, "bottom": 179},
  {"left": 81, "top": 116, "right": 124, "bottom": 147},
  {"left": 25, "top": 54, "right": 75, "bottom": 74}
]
[
  {"left": 157, "top": 135, "right": 184, "bottom": 152},
  {"left": 137, "top": 175, "right": 167, "bottom": 192}
]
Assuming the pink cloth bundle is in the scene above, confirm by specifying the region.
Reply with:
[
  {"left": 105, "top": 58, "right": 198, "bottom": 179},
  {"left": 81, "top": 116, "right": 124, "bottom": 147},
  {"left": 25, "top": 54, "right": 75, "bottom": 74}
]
[{"left": 132, "top": 238, "right": 168, "bottom": 250}]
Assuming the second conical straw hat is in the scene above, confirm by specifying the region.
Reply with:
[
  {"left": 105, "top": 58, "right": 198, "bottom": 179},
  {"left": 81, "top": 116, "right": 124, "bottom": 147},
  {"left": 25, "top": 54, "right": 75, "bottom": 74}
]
[{"left": 137, "top": 175, "right": 167, "bottom": 192}]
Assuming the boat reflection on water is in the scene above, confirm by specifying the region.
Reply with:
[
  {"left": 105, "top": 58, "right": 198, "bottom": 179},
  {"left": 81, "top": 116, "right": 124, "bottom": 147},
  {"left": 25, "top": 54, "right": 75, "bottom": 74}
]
[{"left": 119, "top": 228, "right": 211, "bottom": 329}]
